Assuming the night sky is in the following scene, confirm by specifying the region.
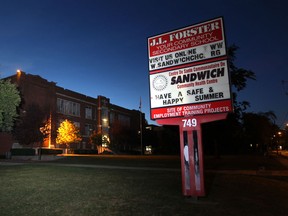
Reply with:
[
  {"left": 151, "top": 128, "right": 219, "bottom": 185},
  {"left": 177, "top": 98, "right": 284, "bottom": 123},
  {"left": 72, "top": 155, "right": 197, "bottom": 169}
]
[{"left": 1, "top": 0, "right": 287, "bottom": 126}]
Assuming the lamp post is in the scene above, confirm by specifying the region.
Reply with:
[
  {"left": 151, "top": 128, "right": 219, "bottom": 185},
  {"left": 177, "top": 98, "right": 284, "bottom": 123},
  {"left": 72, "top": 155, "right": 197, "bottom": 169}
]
[
  {"left": 277, "top": 131, "right": 282, "bottom": 154},
  {"left": 140, "top": 111, "right": 143, "bottom": 155},
  {"left": 139, "top": 97, "right": 143, "bottom": 155}
]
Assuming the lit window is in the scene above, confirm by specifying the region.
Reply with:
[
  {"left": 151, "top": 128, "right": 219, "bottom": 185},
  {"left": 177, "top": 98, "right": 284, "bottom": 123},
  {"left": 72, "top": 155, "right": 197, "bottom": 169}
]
[{"left": 57, "top": 98, "right": 80, "bottom": 116}]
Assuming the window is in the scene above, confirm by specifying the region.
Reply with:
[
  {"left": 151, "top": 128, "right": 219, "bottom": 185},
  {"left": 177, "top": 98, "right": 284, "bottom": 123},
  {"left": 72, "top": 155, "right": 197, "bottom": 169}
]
[
  {"left": 110, "top": 112, "right": 115, "bottom": 124},
  {"left": 101, "top": 107, "right": 109, "bottom": 121},
  {"left": 85, "top": 106, "right": 92, "bottom": 119},
  {"left": 73, "top": 121, "right": 80, "bottom": 129},
  {"left": 118, "top": 114, "right": 130, "bottom": 127},
  {"left": 85, "top": 124, "right": 93, "bottom": 136},
  {"left": 57, "top": 119, "right": 80, "bottom": 129},
  {"left": 57, "top": 98, "right": 80, "bottom": 116},
  {"left": 101, "top": 107, "right": 109, "bottom": 134}
]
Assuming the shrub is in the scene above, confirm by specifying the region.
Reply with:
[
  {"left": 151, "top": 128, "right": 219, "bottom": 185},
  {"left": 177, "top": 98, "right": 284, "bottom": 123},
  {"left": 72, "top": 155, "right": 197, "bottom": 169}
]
[
  {"left": 73, "top": 149, "right": 98, "bottom": 154},
  {"left": 40, "top": 148, "right": 63, "bottom": 155},
  {"left": 11, "top": 148, "right": 35, "bottom": 156}
]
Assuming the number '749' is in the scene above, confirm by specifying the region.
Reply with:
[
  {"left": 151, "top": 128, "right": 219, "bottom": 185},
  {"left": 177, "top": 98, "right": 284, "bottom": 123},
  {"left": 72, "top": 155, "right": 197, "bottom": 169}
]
[{"left": 182, "top": 118, "right": 197, "bottom": 127}]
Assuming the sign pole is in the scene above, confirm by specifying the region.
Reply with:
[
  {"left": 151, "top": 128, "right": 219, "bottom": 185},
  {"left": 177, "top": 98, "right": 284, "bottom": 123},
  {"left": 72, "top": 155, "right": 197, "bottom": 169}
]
[
  {"left": 157, "top": 113, "right": 227, "bottom": 197},
  {"left": 180, "top": 128, "right": 205, "bottom": 196}
]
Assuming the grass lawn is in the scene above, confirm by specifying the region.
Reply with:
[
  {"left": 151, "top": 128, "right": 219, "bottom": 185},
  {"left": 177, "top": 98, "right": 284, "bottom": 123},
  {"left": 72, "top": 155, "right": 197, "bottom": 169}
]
[
  {"left": 0, "top": 155, "right": 288, "bottom": 216},
  {"left": 0, "top": 162, "right": 191, "bottom": 216}
]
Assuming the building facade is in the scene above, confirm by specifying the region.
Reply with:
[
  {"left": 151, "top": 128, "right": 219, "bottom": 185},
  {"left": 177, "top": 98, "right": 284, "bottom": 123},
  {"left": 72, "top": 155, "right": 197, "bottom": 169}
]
[{"left": 6, "top": 71, "right": 144, "bottom": 153}]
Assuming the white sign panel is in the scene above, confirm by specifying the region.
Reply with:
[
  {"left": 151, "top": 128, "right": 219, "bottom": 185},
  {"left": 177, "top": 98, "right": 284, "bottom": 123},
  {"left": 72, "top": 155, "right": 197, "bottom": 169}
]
[{"left": 150, "top": 60, "right": 231, "bottom": 109}]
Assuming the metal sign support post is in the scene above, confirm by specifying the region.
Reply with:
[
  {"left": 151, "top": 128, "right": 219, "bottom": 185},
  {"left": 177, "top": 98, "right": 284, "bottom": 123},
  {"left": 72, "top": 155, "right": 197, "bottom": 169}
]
[{"left": 157, "top": 113, "right": 227, "bottom": 197}]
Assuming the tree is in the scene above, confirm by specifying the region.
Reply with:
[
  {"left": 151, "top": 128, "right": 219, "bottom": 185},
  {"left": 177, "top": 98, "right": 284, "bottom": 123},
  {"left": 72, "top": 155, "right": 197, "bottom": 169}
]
[
  {"left": 203, "top": 45, "right": 257, "bottom": 155},
  {"left": 109, "top": 120, "right": 132, "bottom": 152},
  {"left": 89, "top": 131, "right": 102, "bottom": 147},
  {"left": 228, "top": 44, "right": 256, "bottom": 119},
  {"left": 40, "top": 116, "right": 52, "bottom": 143},
  {"left": 89, "top": 130, "right": 110, "bottom": 153},
  {"left": 56, "top": 119, "right": 82, "bottom": 149},
  {"left": 0, "top": 79, "right": 21, "bottom": 132},
  {"left": 242, "top": 111, "right": 278, "bottom": 153},
  {"left": 14, "top": 104, "right": 47, "bottom": 146}
]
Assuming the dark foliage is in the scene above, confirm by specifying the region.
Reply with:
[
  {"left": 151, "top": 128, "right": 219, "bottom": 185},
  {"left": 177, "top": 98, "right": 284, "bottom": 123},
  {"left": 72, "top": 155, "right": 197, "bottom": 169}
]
[
  {"left": 13, "top": 104, "right": 48, "bottom": 145},
  {"left": 11, "top": 148, "right": 35, "bottom": 156},
  {"left": 40, "top": 148, "right": 63, "bottom": 155},
  {"left": 72, "top": 149, "right": 98, "bottom": 154},
  {"left": 228, "top": 44, "right": 256, "bottom": 119},
  {"left": 203, "top": 47, "right": 280, "bottom": 155}
]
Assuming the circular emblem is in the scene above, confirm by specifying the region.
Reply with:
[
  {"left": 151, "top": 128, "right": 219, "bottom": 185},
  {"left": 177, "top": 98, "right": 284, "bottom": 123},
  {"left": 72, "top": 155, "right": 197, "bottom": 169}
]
[{"left": 152, "top": 75, "right": 168, "bottom": 91}]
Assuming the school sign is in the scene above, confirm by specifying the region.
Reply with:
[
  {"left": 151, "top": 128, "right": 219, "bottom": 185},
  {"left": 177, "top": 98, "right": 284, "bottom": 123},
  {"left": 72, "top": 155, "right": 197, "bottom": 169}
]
[
  {"left": 148, "top": 17, "right": 233, "bottom": 197},
  {"left": 148, "top": 17, "right": 232, "bottom": 120}
]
